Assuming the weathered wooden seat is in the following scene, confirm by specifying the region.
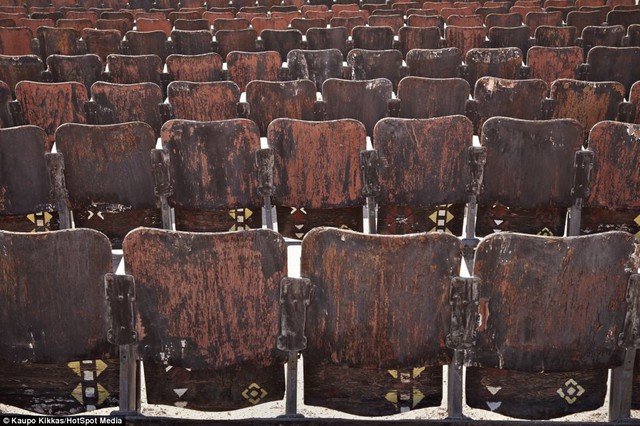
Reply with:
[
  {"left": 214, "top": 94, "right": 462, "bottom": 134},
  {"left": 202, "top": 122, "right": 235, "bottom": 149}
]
[
  {"left": 0, "top": 228, "right": 116, "bottom": 414},
  {"left": 584, "top": 46, "right": 640, "bottom": 96},
  {"left": 466, "top": 231, "right": 639, "bottom": 420},
  {"left": 165, "top": 52, "right": 224, "bottom": 82},
  {"left": 302, "top": 227, "right": 465, "bottom": 415},
  {"left": 346, "top": 48, "right": 406, "bottom": 90},
  {"left": 214, "top": 27, "right": 258, "bottom": 58},
  {"left": 445, "top": 25, "right": 487, "bottom": 57},
  {"left": 265, "top": 118, "right": 366, "bottom": 239},
  {"left": 226, "top": 50, "right": 282, "bottom": 92},
  {"left": 81, "top": 28, "right": 122, "bottom": 63},
  {"left": 0, "top": 26, "right": 37, "bottom": 55},
  {"left": 0, "top": 54, "right": 44, "bottom": 97},
  {"left": 45, "top": 53, "right": 103, "bottom": 92},
  {"left": 305, "top": 26, "right": 350, "bottom": 58},
  {"left": 406, "top": 47, "right": 463, "bottom": 78},
  {"left": 488, "top": 25, "right": 532, "bottom": 58},
  {"left": 171, "top": 29, "right": 214, "bottom": 55},
  {"left": 535, "top": 25, "right": 578, "bottom": 46},
  {"left": 464, "top": 47, "right": 524, "bottom": 87},
  {"left": 398, "top": 26, "right": 442, "bottom": 57},
  {"left": 475, "top": 117, "right": 585, "bottom": 237},
  {"left": 36, "top": 26, "right": 83, "bottom": 61},
  {"left": 287, "top": 48, "right": 345, "bottom": 91},
  {"left": 167, "top": 81, "right": 241, "bottom": 121},
  {"left": 155, "top": 119, "right": 264, "bottom": 231},
  {"left": 525, "top": 46, "right": 583, "bottom": 88},
  {"left": 246, "top": 79, "right": 317, "bottom": 137},
  {"left": 104, "top": 54, "right": 164, "bottom": 87},
  {"left": 352, "top": 24, "right": 395, "bottom": 50},
  {"left": 260, "top": 29, "right": 303, "bottom": 64},
  {"left": 122, "top": 227, "right": 287, "bottom": 410},
  {"left": 13, "top": 80, "right": 88, "bottom": 150},
  {"left": 123, "top": 30, "right": 174, "bottom": 63},
  {"left": 396, "top": 76, "right": 470, "bottom": 118},
  {"left": 53, "top": 122, "right": 160, "bottom": 247}
]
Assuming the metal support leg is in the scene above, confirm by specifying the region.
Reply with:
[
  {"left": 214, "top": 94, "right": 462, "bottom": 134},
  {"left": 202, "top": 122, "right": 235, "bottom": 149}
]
[
  {"left": 447, "top": 349, "right": 465, "bottom": 419},
  {"left": 609, "top": 348, "right": 636, "bottom": 421}
]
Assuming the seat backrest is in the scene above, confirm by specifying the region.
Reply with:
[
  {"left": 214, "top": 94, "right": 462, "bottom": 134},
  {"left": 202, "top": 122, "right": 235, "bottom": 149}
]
[
  {"left": 260, "top": 29, "right": 303, "bottom": 63},
  {"left": 465, "top": 47, "right": 523, "bottom": 86},
  {"left": 322, "top": 77, "right": 393, "bottom": 136},
  {"left": 527, "top": 46, "right": 583, "bottom": 88},
  {"left": 467, "top": 231, "right": 636, "bottom": 419},
  {"left": 167, "top": 81, "right": 240, "bottom": 121},
  {"left": 583, "top": 120, "right": 640, "bottom": 218},
  {"left": 550, "top": 78, "right": 625, "bottom": 141},
  {"left": 90, "top": 81, "right": 164, "bottom": 137},
  {"left": 525, "top": 10, "right": 563, "bottom": 36},
  {"left": 585, "top": 46, "right": 640, "bottom": 96},
  {"left": 46, "top": 53, "right": 103, "bottom": 92},
  {"left": 136, "top": 17, "right": 172, "bottom": 36},
  {"left": 373, "top": 115, "right": 474, "bottom": 235},
  {"left": 567, "top": 9, "right": 606, "bottom": 35},
  {"left": 0, "top": 125, "right": 53, "bottom": 232},
  {"left": 406, "top": 47, "right": 463, "bottom": 78},
  {"left": 0, "top": 26, "right": 35, "bottom": 55},
  {"left": 226, "top": 50, "right": 281, "bottom": 92},
  {"left": 54, "top": 122, "right": 158, "bottom": 246},
  {"left": 15, "top": 80, "right": 88, "bottom": 150},
  {"left": 469, "top": 77, "right": 548, "bottom": 135},
  {"left": 305, "top": 26, "right": 349, "bottom": 58},
  {"left": 123, "top": 227, "right": 287, "bottom": 409},
  {"left": 0, "top": 53, "right": 43, "bottom": 97},
  {"left": 36, "top": 25, "right": 81, "bottom": 60},
  {"left": 485, "top": 11, "right": 522, "bottom": 28},
  {"left": 476, "top": 117, "right": 583, "bottom": 236},
  {"left": 346, "top": 48, "right": 404, "bottom": 90},
  {"left": 81, "top": 28, "right": 122, "bottom": 63},
  {"left": 287, "top": 48, "right": 343, "bottom": 92},
  {"left": 534, "top": 24, "right": 578, "bottom": 46},
  {"left": 170, "top": 29, "right": 213, "bottom": 55},
  {"left": 160, "top": 119, "right": 263, "bottom": 231},
  {"left": 165, "top": 52, "right": 224, "bottom": 82},
  {"left": 445, "top": 25, "right": 487, "bottom": 56},
  {"left": 215, "top": 28, "right": 258, "bottom": 58},
  {"left": 246, "top": 79, "right": 316, "bottom": 137},
  {"left": 352, "top": 24, "right": 394, "bottom": 49},
  {"left": 398, "top": 26, "right": 441, "bottom": 57},
  {"left": 302, "top": 227, "right": 462, "bottom": 415},
  {"left": 631, "top": 80, "right": 640, "bottom": 123},
  {"left": 267, "top": 118, "right": 366, "bottom": 239},
  {"left": 607, "top": 8, "right": 640, "bottom": 29},
  {"left": 124, "top": 30, "right": 171, "bottom": 62},
  {"left": 397, "top": 76, "right": 470, "bottom": 119}
]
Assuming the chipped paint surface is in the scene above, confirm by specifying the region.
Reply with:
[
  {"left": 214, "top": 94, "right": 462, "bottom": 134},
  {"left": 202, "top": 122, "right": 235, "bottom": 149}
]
[
  {"left": 166, "top": 52, "right": 224, "bottom": 82},
  {"left": 168, "top": 81, "right": 240, "bottom": 121},
  {"left": 227, "top": 51, "right": 280, "bottom": 92}
]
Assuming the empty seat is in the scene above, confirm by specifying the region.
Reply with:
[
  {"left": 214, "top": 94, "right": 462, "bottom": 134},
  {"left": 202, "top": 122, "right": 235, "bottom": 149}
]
[
  {"left": 306, "top": 26, "right": 350, "bottom": 58},
  {"left": 165, "top": 52, "right": 224, "bottom": 82},
  {"left": 287, "top": 48, "right": 345, "bottom": 92},
  {"left": 266, "top": 118, "right": 367, "bottom": 239},
  {"left": 368, "top": 14, "right": 404, "bottom": 34},
  {"left": 485, "top": 12, "right": 522, "bottom": 28},
  {"left": 329, "top": 16, "right": 366, "bottom": 35},
  {"left": 466, "top": 231, "right": 638, "bottom": 420},
  {"left": 322, "top": 77, "right": 394, "bottom": 136},
  {"left": 136, "top": 17, "right": 172, "bottom": 36},
  {"left": 122, "top": 227, "right": 287, "bottom": 410},
  {"left": 406, "top": 47, "right": 463, "bottom": 78},
  {"left": 346, "top": 48, "right": 405, "bottom": 90},
  {"left": 488, "top": 25, "right": 532, "bottom": 58},
  {"left": 81, "top": 28, "right": 123, "bottom": 63},
  {"left": 260, "top": 29, "right": 303, "bottom": 63},
  {"left": 214, "top": 28, "right": 258, "bottom": 58},
  {"left": 0, "top": 27, "right": 36, "bottom": 55},
  {"left": 567, "top": 9, "right": 606, "bottom": 35},
  {"left": 0, "top": 228, "right": 116, "bottom": 414},
  {"left": 171, "top": 29, "right": 214, "bottom": 55},
  {"left": 467, "top": 77, "right": 550, "bottom": 135},
  {"left": 226, "top": 50, "right": 282, "bottom": 92},
  {"left": 45, "top": 53, "right": 103, "bottom": 92},
  {"left": 0, "top": 54, "right": 44, "bottom": 97},
  {"left": 53, "top": 122, "right": 160, "bottom": 247},
  {"left": 352, "top": 24, "right": 395, "bottom": 50},
  {"left": 525, "top": 10, "right": 563, "bottom": 36},
  {"left": 369, "top": 115, "right": 478, "bottom": 236},
  {"left": 250, "top": 15, "right": 288, "bottom": 34},
  {"left": 96, "top": 18, "right": 133, "bottom": 38},
  {"left": 475, "top": 117, "right": 584, "bottom": 237},
  {"left": 526, "top": 46, "right": 583, "bottom": 87},
  {"left": 398, "top": 26, "right": 442, "bottom": 57},
  {"left": 105, "top": 54, "right": 164, "bottom": 86},
  {"left": 245, "top": 79, "right": 317, "bottom": 137},
  {"left": 167, "top": 81, "right": 241, "bottom": 121},
  {"left": 159, "top": 119, "right": 265, "bottom": 231},
  {"left": 397, "top": 76, "right": 470, "bottom": 119},
  {"left": 0, "top": 126, "right": 57, "bottom": 232},
  {"left": 14, "top": 80, "right": 88, "bottom": 150},
  {"left": 302, "top": 227, "right": 463, "bottom": 415},
  {"left": 535, "top": 25, "right": 578, "bottom": 47},
  {"left": 549, "top": 78, "right": 627, "bottom": 141},
  {"left": 123, "top": 30, "right": 173, "bottom": 62},
  {"left": 445, "top": 25, "right": 487, "bottom": 56},
  {"left": 211, "top": 17, "right": 250, "bottom": 34},
  {"left": 464, "top": 47, "right": 524, "bottom": 86},
  {"left": 88, "top": 81, "right": 165, "bottom": 137},
  {"left": 36, "top": 26, "right": 82, "bottom": 61},
  {"left": 584, "top": 46, "right": 640, "bottom": 95},
  {"left": 581, "top": 120, "right": 640, "bottom": 238}
]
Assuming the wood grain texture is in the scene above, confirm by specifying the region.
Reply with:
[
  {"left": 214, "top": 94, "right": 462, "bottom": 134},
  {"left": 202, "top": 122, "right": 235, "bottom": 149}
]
[
  {"left": 216, "top": 28, "right": 258, "bottom": 58},
  {"left": 15, "top": 81, "right": 88, "bottom": 150},
  {"left": 550, "top": 79, "right": 625, "bottom": 141},
  {"left": 246, "top": 79, "right": 316, "bottom": 137},
  {"left": 106, "top": 53, "right": 163, "bottom": 86},
  {"left": 287, "top": 48, "right": 343, "bottom": 92},
  {"left": 168, "top": 81, "right": 240, "bottom": 121},
  {"left": 0, "top": 54, "right": 44, "bottom": 97},
  {"left": 91, "top": 81, "right": 164, "bottom": 137},
  {"left": 124, "top": 228, "right": 287, "bottom": 408},
  {"left": 302, "top": 228, "right": 461, "bottom": 415},
  {"left": 161, "top": 119, "right": 263, "bottom": 212},
  {"left": 406, "top": 47, "right": 463, "bottom": 78},
  {"left": 470, "top": 231, "right": 635, "bottom": 371},
  {"left": 322, "top": 78, "right": 393, "bottom": 136},
  {"left": 374, "top": 115, "right": 474, "bottom": 206},
  {"left": 586, "top": 46, "right": 640, "bottom": 95},
  {"left": 171, "top": 29, "right": 214, "bottom": 55},
  {"left": 227, "top": 51, "right": 281, "bottom": 92},
  {"left": 347, "top": 48, "right": 404, "bottom": 90},
  {"left": 166, "top": 53, "right": 224, "bottom": 82},
  {"left": 472, "top": 77, "right": 548, "bottom": 135},
  {"left": 0, "top": 228, "right": 113, "bottom": 363},
  {"left": 445, "top": 26, "right": 486, "bottom": 57},
  {"left": 527, "top": 46, "right": 583, "bottom": 88},
  {"left": 268, "top": 118, "right": 366, "bottom": 208},
  {"left": 479, "top": 117, "right": 583, "bottom": 209},
  {"left": 398, "top": 27, "right": 441, "bottom": 57},
  {"left": 261, "top": 29, "right": 303, "bottom": 62},
  {"left": 397, "top": 77, "right": 469, "bottom": 118},
  {"left": 46, "top": 53, "right": 103, "bottom": 93}
]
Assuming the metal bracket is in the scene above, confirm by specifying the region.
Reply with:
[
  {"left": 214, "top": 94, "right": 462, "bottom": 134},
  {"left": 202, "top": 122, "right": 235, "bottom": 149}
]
[
  {"left": 446, "top": 276, "right": 480, "bottom": 351},
  {"left": 151, "top": 148, "right": 173, "bottom": 230},
  {"left": 621, "top": 274, "right": 640, "bottom": 349},
  {"left": 9, "top": 100, "right": 25, "bottom": 126},
  {"left": 571, "top": 150, "right": 594, "bottom": 201},
  {"left": 237, "top": 101, "right": 249, "bottom": 119},
  {"left": 360, "top": 149, "right": 380, "bottom": 198},
  {"left": 618, "top": 101, "right": 635, "bottom": 123},
  {"left": 45, "top": 152, "right": 72, "bottom": 229},
  {"left": 387, "top": 98, "right": 401, "bottom": 117},
  {"left": 105, "top": 273, "right": 137, "bottom": 346},
  {"left": 314, "top": 100, "right": 326, "bottom": 121},
  {"left": 466, "top": 145, "right": 486, "bottom": 197},
  {"left": 539, "top": 98, "right": 556, "bottom": 120},
  {"left": 256, "top": 148, "right": 275, "bottom": 229},
  {"left": 277, "top": 277, "right": 312, "bottom": 353}
]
